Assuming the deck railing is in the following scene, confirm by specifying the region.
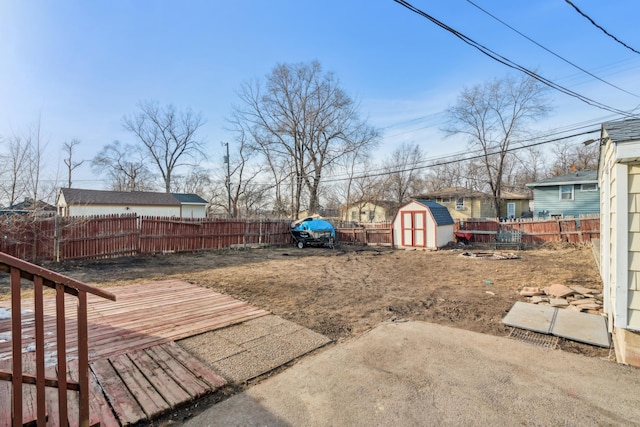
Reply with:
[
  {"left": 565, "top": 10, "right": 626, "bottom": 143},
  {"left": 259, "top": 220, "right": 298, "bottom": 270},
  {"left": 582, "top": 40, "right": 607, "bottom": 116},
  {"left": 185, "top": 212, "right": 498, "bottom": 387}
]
[{"left": 0, "top": 251, "right": 116, "bottom": 426}]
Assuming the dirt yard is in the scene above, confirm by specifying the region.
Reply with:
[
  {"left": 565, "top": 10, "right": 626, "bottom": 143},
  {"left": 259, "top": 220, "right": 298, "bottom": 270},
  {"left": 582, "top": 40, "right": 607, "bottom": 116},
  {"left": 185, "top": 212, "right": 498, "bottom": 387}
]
[{"left": 14, "top": 242, "right": 607, "bottom": 359}]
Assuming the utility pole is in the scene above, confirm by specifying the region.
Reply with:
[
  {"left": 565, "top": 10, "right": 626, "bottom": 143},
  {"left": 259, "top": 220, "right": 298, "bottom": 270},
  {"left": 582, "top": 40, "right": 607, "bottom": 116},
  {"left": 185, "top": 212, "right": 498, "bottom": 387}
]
[{"left": 224, "top": 142, "right": 231, "bottom": 218}]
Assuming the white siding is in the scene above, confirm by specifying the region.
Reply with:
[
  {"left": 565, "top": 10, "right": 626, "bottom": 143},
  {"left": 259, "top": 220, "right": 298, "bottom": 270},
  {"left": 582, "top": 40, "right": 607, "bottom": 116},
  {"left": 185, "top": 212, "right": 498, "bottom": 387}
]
[
  {"left": 436, "top": 224, "right": 454, "bottom": 248},
  {"left": 627, "top": 165, "right": 640, "bottom": 329},
  {"left": 67, "top": 205, "right": 180, "bottom": 217},
  {"left": 181, "top": 205, "right": 207, "bottom": 218}
]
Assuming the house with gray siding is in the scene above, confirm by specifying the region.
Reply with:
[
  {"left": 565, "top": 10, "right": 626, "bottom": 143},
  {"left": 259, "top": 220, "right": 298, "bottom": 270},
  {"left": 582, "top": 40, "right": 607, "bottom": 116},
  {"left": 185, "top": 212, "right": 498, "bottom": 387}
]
[{"left": 525, "top": 170, "right": 599, "bottom": 218}]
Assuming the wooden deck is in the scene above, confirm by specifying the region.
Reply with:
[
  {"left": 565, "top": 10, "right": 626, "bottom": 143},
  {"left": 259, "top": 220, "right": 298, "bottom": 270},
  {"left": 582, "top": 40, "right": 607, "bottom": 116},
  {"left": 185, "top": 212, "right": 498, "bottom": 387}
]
[{"left": 0, "top": 280, "right": 269, "bottom": 425}]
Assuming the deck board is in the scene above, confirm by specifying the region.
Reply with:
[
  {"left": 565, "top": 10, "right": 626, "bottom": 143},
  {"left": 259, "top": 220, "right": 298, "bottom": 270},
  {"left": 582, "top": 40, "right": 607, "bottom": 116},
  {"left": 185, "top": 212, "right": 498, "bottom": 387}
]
[
  {"left": 0, "top": 280, "right": 262, "bottom": 425},
  {"left": 0, "top": 280, "right": 270, "bottom": 361}
]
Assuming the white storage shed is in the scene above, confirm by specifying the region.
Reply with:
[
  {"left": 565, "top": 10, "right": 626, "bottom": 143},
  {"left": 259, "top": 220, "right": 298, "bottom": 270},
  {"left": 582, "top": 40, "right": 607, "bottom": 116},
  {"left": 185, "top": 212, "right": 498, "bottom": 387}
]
[{"left": 392, "top": 200, "right": 454, "bottom": 249}]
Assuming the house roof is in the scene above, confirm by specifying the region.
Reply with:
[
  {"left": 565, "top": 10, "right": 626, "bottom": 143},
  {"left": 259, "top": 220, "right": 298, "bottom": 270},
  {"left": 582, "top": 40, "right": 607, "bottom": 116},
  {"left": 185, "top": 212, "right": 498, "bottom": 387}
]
[
  {"left": 6, "top": 199, "right": 56, "bottom": 211},
  {"left": 414, "top": 200, "right": 455, "bottom": 226},
  {"left": 525, "top": 170, "right": 597, "bottom": 188},
  {"left": 172, "top": 193, "right": 208, "bottom": 205},
  {"left": 603, "top": 118, "right": 640, "bottom": 143},
  {"left": 414, "top": 187, "right": 488, "bottom": 199},
  {"left": 60, "top": 188, "right": 181, "bottom": 206}
]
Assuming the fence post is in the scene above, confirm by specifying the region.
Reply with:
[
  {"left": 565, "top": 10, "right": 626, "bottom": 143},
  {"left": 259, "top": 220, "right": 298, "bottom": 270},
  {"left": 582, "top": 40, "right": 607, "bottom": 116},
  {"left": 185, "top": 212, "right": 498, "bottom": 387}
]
[{"left": 54, "top": 214, "right": 61, "bottom": 262}]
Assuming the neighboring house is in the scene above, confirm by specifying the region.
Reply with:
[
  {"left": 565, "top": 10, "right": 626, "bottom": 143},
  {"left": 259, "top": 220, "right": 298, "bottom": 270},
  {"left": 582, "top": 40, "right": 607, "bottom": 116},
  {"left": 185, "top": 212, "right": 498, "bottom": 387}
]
[
  {"left": 172, "top": 193, "right": 210, "bottom": 218},
  {"left": 392, "top": 199, "right": 454, "bottom": 249},
  {"left": 57, "top": 188, "right": 209, "bottom": 218},
  {"left": 414, "top": 187, "right": 530, "bottom": 220},
  {"left": 296, "top": 208, "right": 341, "bottom": 221},
  {"left": 525, "top": 170, "right": 599, "bottom": 218},
  {"left": 0, "top": 199, "right": 56, "bottom": 216},
  {"left": 598, "top": 118, "right": 640, "bottom": 367},
  {"left": 342, "top": 200, "right": 397, "bottom": 223}
]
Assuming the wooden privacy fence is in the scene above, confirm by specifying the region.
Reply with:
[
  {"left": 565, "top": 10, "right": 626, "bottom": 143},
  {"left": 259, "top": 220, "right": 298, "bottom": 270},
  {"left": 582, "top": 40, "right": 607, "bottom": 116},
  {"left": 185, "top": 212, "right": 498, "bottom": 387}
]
[
  {"left": 336, "top": 226, "right": 393, "bottom": 246},
  {"left": 455, "top": 215, "right": 600, "bottom": 245},
  {"left": 0, "top": 215, "right": 293, "bottom": 262}
]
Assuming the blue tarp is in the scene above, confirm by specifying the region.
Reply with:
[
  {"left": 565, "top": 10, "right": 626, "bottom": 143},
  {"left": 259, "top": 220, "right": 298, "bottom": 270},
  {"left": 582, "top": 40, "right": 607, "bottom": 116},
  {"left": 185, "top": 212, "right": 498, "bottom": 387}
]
[{"left": 293, "top": 218, "right": 336, "bottom": 237}]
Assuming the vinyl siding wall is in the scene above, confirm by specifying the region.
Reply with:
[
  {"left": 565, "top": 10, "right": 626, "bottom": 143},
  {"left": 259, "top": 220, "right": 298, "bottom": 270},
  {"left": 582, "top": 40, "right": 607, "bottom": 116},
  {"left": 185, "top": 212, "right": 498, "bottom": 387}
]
[
  {"left": 437, "top": 198, "right": 494, "bottom": 219},
  {"left": 532, "top": 185, "right": 600, "bottom": 218},
  {"left": 67, "top": 204, "right": 180, "bottom": 217},
  {"left": 627, "top": 165, "right": 640, "bottom": 329},
  {"left": 499, "top": 199, "right": 530, "bottom": 218}
]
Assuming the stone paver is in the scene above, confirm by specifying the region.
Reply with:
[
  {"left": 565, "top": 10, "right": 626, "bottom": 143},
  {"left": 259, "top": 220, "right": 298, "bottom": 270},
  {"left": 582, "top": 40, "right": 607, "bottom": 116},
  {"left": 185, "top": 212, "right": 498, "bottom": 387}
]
[{"left": 178, "top": 315, "right": 331, "bottom": 384}]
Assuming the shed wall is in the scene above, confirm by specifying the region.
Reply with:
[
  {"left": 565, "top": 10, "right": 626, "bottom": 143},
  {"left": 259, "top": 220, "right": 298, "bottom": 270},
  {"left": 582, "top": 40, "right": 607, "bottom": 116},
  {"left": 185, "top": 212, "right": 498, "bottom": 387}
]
[{"left": 181, "top": 205, "right": 207, "bottom": 218}]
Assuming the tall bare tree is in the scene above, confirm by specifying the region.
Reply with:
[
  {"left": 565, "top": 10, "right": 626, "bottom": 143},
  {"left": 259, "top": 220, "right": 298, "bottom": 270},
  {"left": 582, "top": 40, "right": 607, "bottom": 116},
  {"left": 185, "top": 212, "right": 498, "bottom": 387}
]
[
  {"left": 549, "top": 139, "right": 599, "bottom": 176},
  {"left": 381, "top": 142, "right": 426, "bottom": 203},
  {"left": 92, "top": 141, "right": 156, "bottom": 191},
  {"left": 211, "top": 137, "right": 272, "bottom": 218},
  {"left": 446, "top": 74, "right": 549, "bottom": 215},
  {"left": 232, "top": 61, "right": 378, "bottom": 217},
  {"left": 123, "top": 101, "right": 206, "bottom": 193},
  {"left": 0, "top": 134, "right": 30, "bottom": 206},
  {"left": 63, "top": 139, "right": 85, "bottom": 188}
]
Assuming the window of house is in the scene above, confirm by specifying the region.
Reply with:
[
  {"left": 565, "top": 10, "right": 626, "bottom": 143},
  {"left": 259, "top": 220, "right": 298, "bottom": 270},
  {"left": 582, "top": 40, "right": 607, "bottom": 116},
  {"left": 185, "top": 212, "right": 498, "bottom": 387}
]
[
  {"left": 351, "top": 210, "right": 358, "bottom": 221},
  {"left": 441, "top": 197, "right": 451, "bottom": 203},
  {"left": 559, "top": 185, "right": 574, "bottom": 200},
  {"left": 580, "top": 183, "right": 598, "bottom": 192},
  {"left": 455, "top": 197, "right": 464, "bottom": 210}
]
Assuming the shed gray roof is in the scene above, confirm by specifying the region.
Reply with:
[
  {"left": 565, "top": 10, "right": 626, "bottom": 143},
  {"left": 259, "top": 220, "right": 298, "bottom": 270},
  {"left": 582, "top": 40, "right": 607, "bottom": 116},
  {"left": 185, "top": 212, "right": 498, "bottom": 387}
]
[
  {"left": 603, "top": 118, "right": 640, "bottom": 143},
  {"left": 526, "top": 170, "right": 597, "bottom": 188},
  {"left": 415, "top": 200, "right": 455, "bottom": 226},
  {"left": 172, "top": 193, "right": 208, "bottom": 205},
  {"left": 60, "top": 188, "right": 181, "bottom": 206}
]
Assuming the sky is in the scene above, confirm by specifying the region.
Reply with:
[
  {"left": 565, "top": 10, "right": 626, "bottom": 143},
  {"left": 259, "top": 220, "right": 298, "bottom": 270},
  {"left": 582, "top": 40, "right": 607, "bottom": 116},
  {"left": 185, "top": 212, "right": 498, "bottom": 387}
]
[{"left": 1, "top": 0, "right": 640, "bottom": 192}]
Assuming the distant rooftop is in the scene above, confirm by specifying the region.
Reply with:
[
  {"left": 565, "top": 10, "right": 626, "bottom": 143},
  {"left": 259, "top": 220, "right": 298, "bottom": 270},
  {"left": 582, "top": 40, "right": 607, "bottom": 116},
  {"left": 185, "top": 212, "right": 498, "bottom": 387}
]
[{"left": 526, "top": 170, "right": 597, "bottom": 188}]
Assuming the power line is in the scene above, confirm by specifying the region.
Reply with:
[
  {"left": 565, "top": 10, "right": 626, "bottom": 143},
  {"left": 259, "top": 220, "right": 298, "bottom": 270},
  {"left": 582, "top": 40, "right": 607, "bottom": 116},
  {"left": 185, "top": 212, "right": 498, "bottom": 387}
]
[
  {"left": 322, "top": 128, "right": 599, "bottom": 184},
  {"left": 564, "top": 0, "right": 640, "bottom": 56},
  {"left": 465, "top": 0, "right": 640, "bottom": 98},
  {"left": 392, "top": 0, "right": 639, "bottom": 118}
]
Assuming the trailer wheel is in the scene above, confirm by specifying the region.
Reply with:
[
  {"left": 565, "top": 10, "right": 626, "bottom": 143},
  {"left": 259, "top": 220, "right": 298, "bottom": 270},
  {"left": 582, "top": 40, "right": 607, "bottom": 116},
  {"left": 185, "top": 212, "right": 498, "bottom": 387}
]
[{"left": 297, "top": 241, "right": 305, "bottom": 249}]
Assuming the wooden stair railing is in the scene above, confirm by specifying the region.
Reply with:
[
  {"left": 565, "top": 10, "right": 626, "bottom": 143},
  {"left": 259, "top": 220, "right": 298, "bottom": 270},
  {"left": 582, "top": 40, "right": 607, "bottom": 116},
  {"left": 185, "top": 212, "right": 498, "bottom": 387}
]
[{"left": 0, "top": 251, "right": 116, "bottom": 426}]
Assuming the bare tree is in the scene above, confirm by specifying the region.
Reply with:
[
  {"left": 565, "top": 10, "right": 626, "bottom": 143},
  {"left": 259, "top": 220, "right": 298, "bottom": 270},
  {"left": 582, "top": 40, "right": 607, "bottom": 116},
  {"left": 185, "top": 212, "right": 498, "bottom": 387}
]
[
  {"left": 380, "top": 142, "right": 426, "bottom": 203},
  {"left": 549, "top": 139, "right": 599, "bottom": 176},
  {"left": 92, "top": 141, "right": 156, "bottom": 191},
  {"left": 23, "top": 118, "right": 48, "bottom": 207},
  {"left": 232, "top": 61, "right": 379, "bottom": 217},
  {"left": 0, "top": 134, "right": 30, "bottom": 206},
  {"left": 123, "top": 101, "right": 206, "bottom": 193},
  {"left": 63, "top": 139, "right": 85, "bottom": 188},
  {"left": 172, "top": 167, "right": 212, "bottom": 195},
  {"left": 446, "top": 74, "right": 549, "bottom": 215},
  {"left": 227, "top": 138, "right": 266, "bottom": 218}
]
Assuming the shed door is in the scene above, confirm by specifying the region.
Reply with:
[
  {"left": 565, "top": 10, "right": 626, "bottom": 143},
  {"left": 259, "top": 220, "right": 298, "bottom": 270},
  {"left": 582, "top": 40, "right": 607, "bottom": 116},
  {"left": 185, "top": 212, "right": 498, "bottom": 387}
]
[{"left": 401, "top": 211, "right": 426, "bottom": 247}]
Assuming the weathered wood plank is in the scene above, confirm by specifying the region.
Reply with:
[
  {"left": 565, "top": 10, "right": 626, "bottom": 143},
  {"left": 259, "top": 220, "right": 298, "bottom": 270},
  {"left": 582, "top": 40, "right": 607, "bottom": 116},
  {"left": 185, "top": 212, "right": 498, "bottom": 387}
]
[
  {"left": 1, "top": 281, "right": 268, "bottom": 363},
  {"left": 108, "top": 354, "right": 168, "bottom": 419},
  {"left": 144, "top": 345, "right": 210, "bottom": 399},
  {"left": 90, "top": 359, "right": 146, "bottom": 426},
  {"left": 0, "top": 357, "right": 15, "bottom": 426},
  {"left": 127, "top": 348, "right": 191, "bottom": 409},
  {"left": 68, "top": 360, "right": 116, "bottom": 427},
  {"left": 160, "top": 342, "right": 227, "bottom": 389}
]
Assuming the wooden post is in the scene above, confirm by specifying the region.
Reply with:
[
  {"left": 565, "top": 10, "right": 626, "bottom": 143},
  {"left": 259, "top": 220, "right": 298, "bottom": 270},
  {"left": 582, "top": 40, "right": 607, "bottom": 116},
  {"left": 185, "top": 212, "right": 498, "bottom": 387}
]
[{"left": 11, "top": 267, "right": 22, "bottom": 427}]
